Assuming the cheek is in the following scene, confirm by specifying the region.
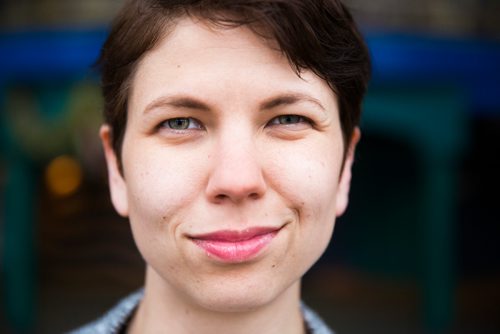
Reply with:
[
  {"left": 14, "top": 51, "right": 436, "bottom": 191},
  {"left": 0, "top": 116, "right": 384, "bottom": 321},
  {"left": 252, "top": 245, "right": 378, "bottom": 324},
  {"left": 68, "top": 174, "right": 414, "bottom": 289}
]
[
  {"left": 123, "top": 146, "right": 208, "bottom": 275},
  {"left": 266, "top": 138, "right": 343, "bottom": 221},
  {"left": 123, "top": 145, "right": 206, "bottom": 234},
  {"left": 267, "top": 138, "right": 343, "bottom": 259}
]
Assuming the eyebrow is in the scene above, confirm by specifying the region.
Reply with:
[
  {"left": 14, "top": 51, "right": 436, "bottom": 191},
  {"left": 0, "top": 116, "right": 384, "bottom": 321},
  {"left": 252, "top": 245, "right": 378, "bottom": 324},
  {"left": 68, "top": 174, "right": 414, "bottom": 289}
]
[
  {"left": 260, "top": 93, "right": 326, "bottom": 112},
  {"left": 143, "top": 92, "right": 326, "bottom": 114},
  {"left": 144, "top": 96, "right": 211, "bottom": 114}
]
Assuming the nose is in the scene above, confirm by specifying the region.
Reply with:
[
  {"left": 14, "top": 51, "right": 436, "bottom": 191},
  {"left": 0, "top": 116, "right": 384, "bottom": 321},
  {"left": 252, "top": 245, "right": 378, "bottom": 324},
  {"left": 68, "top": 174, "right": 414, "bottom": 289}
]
[{"left": 206, "top": 135, "right": 267, "bottom": 204}]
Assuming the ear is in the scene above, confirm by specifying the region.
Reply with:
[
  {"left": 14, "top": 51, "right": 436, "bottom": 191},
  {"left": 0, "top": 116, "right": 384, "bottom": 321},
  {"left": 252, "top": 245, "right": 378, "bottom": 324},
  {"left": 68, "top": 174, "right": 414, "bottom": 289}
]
[
  {"left": 100, "top": 124, "right": 129, "bottom": 217},
  {"left": 335, "top": 127, "right": 361, "bottom": 217}
]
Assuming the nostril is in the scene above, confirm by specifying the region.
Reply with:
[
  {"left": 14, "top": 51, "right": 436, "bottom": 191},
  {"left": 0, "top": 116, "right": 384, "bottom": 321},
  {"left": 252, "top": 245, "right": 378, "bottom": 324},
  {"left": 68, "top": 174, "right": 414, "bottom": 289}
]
[
  {"left": 215, "top": 194, "right": 227, "bottom": 201},
  {"left": 249, "top": 192, "right": 260, "bottom": 200},
  {"left": 213, "top": 191, "right": 260, "bottom": 203}
]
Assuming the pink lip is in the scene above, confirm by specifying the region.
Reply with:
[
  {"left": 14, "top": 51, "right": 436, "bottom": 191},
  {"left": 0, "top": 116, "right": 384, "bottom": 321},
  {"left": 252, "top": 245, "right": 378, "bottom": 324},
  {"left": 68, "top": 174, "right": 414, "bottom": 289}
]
[{"left": 189, "top": 227, "right": 280, "bottom": 263}]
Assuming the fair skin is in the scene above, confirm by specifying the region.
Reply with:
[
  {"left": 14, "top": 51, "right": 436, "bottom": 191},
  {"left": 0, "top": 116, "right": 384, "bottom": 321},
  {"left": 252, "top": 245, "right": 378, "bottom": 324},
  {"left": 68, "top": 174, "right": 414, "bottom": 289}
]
[{"left": 101, "top": 17, "right": 359, "bottom": 334}]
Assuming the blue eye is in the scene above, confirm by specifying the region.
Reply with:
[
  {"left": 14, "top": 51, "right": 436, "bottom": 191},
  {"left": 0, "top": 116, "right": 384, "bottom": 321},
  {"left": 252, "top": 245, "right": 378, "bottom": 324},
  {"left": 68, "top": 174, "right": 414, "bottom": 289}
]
[
  {"left": 167, "top": 118, "right": 190, "bottom": 129},
  {"left": 277, "top": 115, "right": 302, "bottom": 124},
  {"left": 162, "top": 117, "right": 201, "bottom": 130},
  {"left": 269, "top": 115, "right": 308, "bottom": 126}
]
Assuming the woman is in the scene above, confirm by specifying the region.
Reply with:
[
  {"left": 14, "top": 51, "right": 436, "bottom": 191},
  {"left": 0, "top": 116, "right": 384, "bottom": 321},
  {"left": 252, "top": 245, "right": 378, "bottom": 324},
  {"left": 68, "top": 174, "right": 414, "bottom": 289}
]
[{"left": 73, "top": 0, "right": 370, "bottom": 333}]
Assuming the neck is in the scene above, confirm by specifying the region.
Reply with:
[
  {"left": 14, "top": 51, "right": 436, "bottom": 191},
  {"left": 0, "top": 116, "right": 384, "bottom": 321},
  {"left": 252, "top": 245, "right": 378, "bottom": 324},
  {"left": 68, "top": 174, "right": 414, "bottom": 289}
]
[{"left": 128, "top": 267, "right": 305, "bottom": 334}]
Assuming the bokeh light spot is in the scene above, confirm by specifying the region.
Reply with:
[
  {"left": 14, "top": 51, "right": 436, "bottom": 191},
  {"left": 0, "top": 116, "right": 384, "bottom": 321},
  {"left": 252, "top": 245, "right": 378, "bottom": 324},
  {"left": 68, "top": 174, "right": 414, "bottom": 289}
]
[{"left": 45, "top": 155, "right": 83, "bottom": 197}]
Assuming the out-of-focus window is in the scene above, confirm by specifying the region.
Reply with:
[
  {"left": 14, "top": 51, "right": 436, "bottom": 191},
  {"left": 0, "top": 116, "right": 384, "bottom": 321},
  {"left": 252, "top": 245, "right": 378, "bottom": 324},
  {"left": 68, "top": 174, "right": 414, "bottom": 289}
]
[
  {"left": 346, "top": 0, "right": 500, "bottom": 38},
  {"left": 0, "top": 0, "right": 125, "bottom": 28},
  {"left": 1, "top": 0, "right": 499, "bottom": 39}
]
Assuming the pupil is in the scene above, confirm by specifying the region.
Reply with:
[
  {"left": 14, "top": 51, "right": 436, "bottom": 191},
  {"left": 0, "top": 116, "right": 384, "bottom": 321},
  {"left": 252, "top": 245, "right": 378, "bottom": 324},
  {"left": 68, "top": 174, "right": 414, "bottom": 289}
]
[
  {"left": 280, "top": 115, "right": 299, "bottom": 124},
  {"left": 169, "top": 118, "right": 189, "bottom": 129}
]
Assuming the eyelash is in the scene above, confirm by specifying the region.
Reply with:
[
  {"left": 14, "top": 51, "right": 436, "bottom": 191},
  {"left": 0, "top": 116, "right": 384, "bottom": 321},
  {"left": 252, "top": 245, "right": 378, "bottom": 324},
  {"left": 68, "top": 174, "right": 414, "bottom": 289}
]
[
  {"left": 267, "top": 114, "right": 312, "bottom": 126},
  {"left": 158, "top": 114, "right": 312, "bottom": 132},
  {"left": 158, "top": 118, "right": 204, "bottom": 131}
]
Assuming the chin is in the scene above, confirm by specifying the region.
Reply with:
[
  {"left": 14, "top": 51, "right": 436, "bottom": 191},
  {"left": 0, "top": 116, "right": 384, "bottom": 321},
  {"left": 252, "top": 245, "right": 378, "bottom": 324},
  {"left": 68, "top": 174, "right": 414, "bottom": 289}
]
[
  {"left": 194, "top": 288, "right": 277, "bottom": 313},
  {"left": 186, "top": 273, "right": 290, "bottom": 313}
]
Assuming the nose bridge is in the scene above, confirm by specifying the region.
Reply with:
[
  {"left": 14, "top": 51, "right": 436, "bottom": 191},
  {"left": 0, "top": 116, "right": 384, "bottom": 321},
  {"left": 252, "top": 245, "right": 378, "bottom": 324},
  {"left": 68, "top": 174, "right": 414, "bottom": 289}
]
[{"left": 206, "top": 125, "right": 266, "bottom": 203}]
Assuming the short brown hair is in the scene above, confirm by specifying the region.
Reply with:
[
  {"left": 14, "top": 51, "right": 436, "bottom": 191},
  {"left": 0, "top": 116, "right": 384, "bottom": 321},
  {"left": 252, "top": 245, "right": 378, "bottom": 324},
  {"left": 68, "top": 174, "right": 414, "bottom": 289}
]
[{"left": 97, "top": 0, "right": 371, "bottom": 161}]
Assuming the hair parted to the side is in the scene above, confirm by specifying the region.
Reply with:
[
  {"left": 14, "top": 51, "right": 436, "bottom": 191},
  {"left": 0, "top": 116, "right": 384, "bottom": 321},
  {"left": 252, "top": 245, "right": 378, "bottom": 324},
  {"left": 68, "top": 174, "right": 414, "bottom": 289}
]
[{"left": 97, "top": 0, "right": 371, "bottom": 163}]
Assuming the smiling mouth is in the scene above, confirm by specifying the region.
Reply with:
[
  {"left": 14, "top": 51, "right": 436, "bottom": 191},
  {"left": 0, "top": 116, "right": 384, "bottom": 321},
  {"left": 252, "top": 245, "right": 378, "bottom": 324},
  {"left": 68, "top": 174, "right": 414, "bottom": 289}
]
[{"left": 189, "top": 227, "right": 281, "bottom": 263}]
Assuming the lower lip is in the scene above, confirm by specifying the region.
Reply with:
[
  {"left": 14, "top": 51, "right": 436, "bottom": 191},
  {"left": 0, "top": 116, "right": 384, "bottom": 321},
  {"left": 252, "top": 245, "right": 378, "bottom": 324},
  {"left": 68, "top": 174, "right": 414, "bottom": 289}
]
[{"left": 192, "top": 231, "right": 278, "bottom": 263}]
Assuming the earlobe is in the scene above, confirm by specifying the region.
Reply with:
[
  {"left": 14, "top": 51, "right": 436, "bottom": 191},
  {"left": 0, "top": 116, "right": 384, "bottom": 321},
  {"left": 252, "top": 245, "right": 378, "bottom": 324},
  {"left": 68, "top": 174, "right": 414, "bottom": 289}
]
[
  {"left": 335, "top": 127, "right": 361, "bottom": 217},
  {"left": 100, "top": 124, "right": 129, "bottom": 217}
]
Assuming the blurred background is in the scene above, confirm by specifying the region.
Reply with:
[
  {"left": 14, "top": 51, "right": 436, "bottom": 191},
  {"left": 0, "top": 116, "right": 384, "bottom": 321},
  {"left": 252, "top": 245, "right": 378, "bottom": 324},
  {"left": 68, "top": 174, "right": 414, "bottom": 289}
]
[{"left": 0, "top": 0, "right": 499, "bottom": 333}]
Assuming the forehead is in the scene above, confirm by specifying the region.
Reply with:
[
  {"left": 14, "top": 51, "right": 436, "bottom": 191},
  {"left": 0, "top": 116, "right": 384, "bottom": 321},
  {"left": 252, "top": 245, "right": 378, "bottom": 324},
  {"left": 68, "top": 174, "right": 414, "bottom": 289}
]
[
  {"left": 167, "top": 16, "right": 278, "bottom": 55},
  {"left": 129, "top": 16, "right": 337, "bottom": 114},
  {"left": 136, "top": 16, "right": 289, "bottom": 77}
]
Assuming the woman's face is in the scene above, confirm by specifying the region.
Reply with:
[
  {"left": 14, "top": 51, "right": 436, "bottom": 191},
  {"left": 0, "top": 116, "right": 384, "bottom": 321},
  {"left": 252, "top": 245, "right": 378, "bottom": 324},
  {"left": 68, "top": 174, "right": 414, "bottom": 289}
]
[{"left": 102, "top": 17, "right": 357, "bottom": 312}]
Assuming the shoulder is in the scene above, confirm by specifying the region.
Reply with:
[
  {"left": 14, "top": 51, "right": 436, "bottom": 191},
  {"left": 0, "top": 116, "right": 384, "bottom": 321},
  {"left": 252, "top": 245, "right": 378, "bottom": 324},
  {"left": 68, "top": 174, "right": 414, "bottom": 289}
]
[{"left": 67, "top": 289, "right": 144, "bottom": 334}]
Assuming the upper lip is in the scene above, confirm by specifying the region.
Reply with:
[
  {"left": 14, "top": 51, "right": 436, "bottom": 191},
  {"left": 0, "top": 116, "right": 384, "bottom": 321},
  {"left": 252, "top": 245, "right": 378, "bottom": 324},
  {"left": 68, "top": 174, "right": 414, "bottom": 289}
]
[{"left": 188, "top": 226, "right": 282, "bottom": 242}]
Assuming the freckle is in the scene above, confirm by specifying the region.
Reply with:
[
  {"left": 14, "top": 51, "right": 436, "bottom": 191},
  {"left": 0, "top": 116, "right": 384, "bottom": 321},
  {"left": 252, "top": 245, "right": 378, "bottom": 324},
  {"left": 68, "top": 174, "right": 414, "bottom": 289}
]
[
  {"left": 272, "top": 264, "right": 276, "bottom": 268},
  {"left": 177, "top": 64, "right": 181, "bottom": 68}
]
